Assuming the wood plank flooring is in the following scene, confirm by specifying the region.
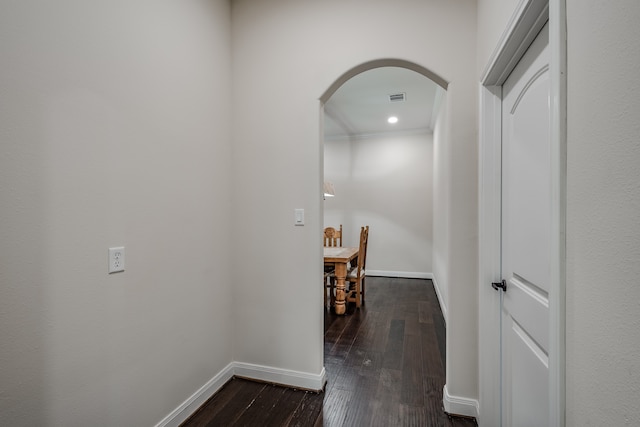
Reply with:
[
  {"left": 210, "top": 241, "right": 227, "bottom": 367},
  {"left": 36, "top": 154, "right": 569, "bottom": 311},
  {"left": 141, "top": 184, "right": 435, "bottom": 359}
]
[{"left": 181, "top": 277, "right": 477, "bottom": 427}]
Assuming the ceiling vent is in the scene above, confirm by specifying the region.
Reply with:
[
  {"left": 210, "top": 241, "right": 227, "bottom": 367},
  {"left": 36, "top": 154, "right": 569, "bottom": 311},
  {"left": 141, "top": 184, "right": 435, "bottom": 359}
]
[{"left": 389, "top": 92, "right": 406, "bottom": 102}]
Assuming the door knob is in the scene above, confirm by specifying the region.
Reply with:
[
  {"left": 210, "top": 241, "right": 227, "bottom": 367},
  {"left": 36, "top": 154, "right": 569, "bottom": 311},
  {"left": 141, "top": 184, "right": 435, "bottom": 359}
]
[{"left": 491, "top": 279, "right": 507, "bottom": 292}]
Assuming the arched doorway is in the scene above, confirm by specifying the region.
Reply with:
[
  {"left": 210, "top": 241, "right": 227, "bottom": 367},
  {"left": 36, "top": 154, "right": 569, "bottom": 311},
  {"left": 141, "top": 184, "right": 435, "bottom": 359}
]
[
  {"left": 321, "top": 62, "right": 445, "bottom": 280},
  {"left": 321, "top": 60, "right": 476, "bottom": 424}
]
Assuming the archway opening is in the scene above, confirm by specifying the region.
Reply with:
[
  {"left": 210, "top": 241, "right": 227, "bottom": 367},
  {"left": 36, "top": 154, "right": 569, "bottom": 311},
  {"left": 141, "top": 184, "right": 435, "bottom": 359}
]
[
  {"left": 323, "top": 64, "right": 444, "bottom": 273},
  {"left": 320, "top": 59, "right": 448, "bottom": 313}
]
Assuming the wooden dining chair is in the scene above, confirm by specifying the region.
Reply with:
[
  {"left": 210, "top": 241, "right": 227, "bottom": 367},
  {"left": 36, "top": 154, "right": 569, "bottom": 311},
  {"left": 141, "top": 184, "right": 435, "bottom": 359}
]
[
  {"left": 323, "top": 225, "right": 342, "bottom": 308},
  {"left": 346, "top": 225, "right": 369, "bottom": 308},
  {"left": 323, "top": 271, "right": 335, "bottom": 308},
  {"left": 323, "top": 225, "right": 343, "bottom": 247}
]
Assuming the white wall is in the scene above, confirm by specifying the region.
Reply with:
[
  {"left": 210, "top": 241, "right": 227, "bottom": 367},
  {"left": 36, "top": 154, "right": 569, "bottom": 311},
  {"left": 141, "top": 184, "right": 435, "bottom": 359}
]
[
  {"left": 433, "top": 96, "right": 450, "bottom": 318},
  {"left": 476, "top": 1, "right": 640, "bottom": 425},
  {"left": 324, "top": 132, "right": 434, "bottom": 277},
  {"left": 0, "top": 1, "right": 234, "bottom": 426},
  {"left": 476, "top": 0, "right": 520, "bottom": 76},
  {"left": 442, "top": 79, "right": 479, "bottom": 410},
  {"left": 0, "top": 0, "right": 482, "bottom": 424},
  {"left": 565, "top": 1, "right": 640, "bottom": 425},
  {"left": 231, "top": 0, "right": 478, "bottom": 409}
]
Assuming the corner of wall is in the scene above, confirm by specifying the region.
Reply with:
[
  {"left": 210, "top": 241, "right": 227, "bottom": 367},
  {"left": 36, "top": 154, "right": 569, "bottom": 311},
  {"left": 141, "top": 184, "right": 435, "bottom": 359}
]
[
  {"left": 431, "top": 274, "right": 448, "bottom": 324},
  {"left": 443, "top": 384, "right": 479, "bottom": 419}
]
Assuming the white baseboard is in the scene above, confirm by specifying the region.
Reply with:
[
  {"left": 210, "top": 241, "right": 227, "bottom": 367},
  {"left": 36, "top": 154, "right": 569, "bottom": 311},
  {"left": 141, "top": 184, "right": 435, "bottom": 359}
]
[
  {"left": 443, "top": 384, "right": 479, "bottom": 419},
  {"left": 155, "top": 362, "right": 235, "bottom": 427},
  {"left": 233, "top": 362, "right": 326, "bottom": 392},
  {"left": 431, "top": 275, "right": 447, "bottom": 324},
  {"left": 367, "top": 270, "right": 433, "bottom": 280},
  {"left": 156, "top": 362, "right": 326, "bottom": 427}
]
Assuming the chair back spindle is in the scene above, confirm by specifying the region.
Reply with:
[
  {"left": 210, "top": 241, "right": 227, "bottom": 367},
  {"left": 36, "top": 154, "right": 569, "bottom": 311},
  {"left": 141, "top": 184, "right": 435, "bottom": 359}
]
[{"left": 323, "top": 225, "right": 343, "bottom": 247}]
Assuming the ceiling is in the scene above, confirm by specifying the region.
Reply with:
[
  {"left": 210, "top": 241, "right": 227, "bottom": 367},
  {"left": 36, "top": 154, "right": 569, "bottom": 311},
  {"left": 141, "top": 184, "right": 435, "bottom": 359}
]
[{"left": 323, "top": 66, "right": 443, "bottom": 140}]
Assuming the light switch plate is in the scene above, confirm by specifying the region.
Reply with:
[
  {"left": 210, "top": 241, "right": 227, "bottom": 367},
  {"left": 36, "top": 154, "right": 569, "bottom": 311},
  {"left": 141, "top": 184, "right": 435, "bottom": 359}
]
[{"left": 294, "top": 208, "right": 304, "bottom": 226}]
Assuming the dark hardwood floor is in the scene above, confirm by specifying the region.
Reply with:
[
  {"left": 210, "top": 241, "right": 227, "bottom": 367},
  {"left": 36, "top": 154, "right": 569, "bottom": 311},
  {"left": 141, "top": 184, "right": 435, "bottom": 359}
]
[{"left": 181, "top": 277, "right": 477, "bottom": 427}]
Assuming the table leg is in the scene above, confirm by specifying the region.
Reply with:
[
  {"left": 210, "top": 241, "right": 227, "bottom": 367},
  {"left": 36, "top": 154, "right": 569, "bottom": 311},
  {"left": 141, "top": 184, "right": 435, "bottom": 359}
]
[{"left": 334, "top": 261, "right": 347, "bottom": 315}]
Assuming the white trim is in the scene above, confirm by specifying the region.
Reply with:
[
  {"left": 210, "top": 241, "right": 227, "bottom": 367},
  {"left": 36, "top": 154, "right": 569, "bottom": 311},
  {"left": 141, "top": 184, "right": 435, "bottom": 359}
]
[
  {"left": 481, "top": 0, "right": 550, "bottom": 86},
  {"left": 155, "top": 363, "right": 235, "bottom": 427},
  {"left": 155, "top": 362, "right": 326, "bottom": 427},
  {"left": 233, "top": 362, "right": 327, "bottom": 392},
  {"left": 366, "top": 270, "right": 432, "bottom": 279},
  {"left": 548, "top": 1, "right": 567, "bottom": 425},
  {"left": 477, "top": 82, "right": 503, "bottom": 427},
  {"left": 478, "top": 1, "right": 566, "bottom": 427},
  {"left": 443, "top": 384, "right": 479, "bottom": 419}
]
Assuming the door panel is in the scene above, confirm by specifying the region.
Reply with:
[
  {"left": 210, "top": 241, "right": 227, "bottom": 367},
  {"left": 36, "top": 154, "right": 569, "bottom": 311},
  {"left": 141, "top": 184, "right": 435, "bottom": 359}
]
[
  {"left": 509, "top": 319, "right": 549, "bottom": 423},
  {"left": 501, "top": 21, "right": 550, "bottom": 427}
]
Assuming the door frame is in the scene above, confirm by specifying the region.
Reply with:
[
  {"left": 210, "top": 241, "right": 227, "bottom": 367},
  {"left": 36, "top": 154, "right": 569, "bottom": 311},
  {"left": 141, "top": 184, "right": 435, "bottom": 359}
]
[{"left": 478, "top": 1, "right": 566, "bottom": 426}]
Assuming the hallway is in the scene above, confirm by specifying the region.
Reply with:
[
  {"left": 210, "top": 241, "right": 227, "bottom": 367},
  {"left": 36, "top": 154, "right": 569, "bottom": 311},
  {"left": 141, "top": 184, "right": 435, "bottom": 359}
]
[{"left": 182, "top": 277, "right": 477, "bottom": 426}]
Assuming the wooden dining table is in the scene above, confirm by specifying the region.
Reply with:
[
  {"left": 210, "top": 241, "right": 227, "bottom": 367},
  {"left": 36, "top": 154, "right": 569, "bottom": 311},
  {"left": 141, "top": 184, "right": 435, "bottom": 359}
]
[{"left": 324, "top": 246, "right": 359, "bottom": 315}]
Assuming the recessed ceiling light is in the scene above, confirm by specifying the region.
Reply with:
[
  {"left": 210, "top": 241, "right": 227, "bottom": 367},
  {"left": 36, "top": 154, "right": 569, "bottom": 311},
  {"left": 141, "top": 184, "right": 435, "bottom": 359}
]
[{"left": 388, "top": 116, "right": 398, "bottom": 124}]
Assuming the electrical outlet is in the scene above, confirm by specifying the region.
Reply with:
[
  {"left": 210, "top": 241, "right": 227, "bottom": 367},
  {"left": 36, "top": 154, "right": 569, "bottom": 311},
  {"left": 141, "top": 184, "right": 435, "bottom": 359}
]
[{"left": 108, "top": 247, "right": 125, "bottom": 273}]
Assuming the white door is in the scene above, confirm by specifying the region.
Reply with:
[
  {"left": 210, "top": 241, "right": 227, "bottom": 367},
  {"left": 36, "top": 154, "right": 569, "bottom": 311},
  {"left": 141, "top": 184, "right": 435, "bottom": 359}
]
[{"left": 500, "top": 22, "right": 551, "bottom": 426}]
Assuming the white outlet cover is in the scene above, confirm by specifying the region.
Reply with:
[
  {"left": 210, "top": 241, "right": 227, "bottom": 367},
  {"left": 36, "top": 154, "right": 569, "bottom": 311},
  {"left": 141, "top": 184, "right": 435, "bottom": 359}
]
[{"left": 108, "top": 247, "right": 125, "bottom": 274}]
